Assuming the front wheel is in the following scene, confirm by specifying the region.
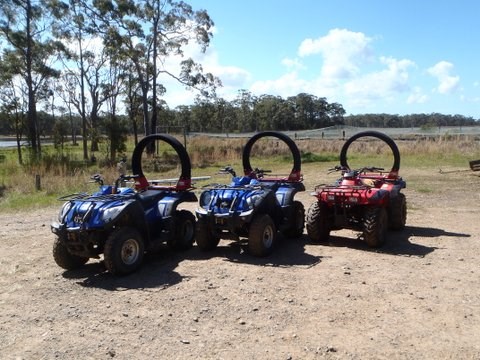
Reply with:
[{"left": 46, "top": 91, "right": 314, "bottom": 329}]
[
  {"left": 283, "top": 201, "right": 305, "bottom": 238},
  {"left": 248, "top": 214, "right": 277, "bottom": 257},
  {"left": 53, "top": 237, "right": 88, "bottom": 270},
  {"left": 168, "top": 210, "right": 196, "bottom": 251},
  {"left": 104, "top": 227, "right": 145, "bottom": 275},
  {"left": 306, "top": 201, "right": 331, "bottom": 243},
  {"left": 195, "top": 217, "right": 220, "bottom": 251},
  {"left": 363, "top": 207, "right": 388, "bottom": 248}
]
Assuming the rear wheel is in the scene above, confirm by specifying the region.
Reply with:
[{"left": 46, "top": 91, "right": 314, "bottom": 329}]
[
  {"left": 248, "top": 214, "right": 277, "bottom": 257},
  {"left": 283, "top": 201, "right": 305, "bottom": 238},
  {"left": 363, "top": 207, "right": 387, "bottom": 248},
  {"left": 53, "top": 236, "right": 88, "bottom": 270},
  {"left": 306, "top": 201, "right": 331, "bottom": 243},
  {"left": 389, "top": 193, "right": 407, "bottom": 230},
  {"left": 104, "top": 227, "right": 145, "bottom": 275},
  {"left": 168, "top": 210, "right": 196, "bottom": 251},
  {"left": 195, "top": 217, "right": 220, "bottom": 251}
]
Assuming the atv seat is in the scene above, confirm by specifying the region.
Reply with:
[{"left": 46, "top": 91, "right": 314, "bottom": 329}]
[
  {"left": 360, "top": 178, "right": 381, "bottom": 187},
  {"left": 136, "top": 189, "right": 166, "bottom": 206}
]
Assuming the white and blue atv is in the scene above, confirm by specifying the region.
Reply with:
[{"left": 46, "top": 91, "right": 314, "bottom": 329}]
[
  {"left": 51, "top": 134, "right": 197, "bottom": 275},
  {"left": 195, "top": 131, "right": 305, "bottom": 257}
]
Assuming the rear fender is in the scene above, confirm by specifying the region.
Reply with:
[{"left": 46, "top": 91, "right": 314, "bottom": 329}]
[
  {"left": 157, "top": 191, "right": 198, "bottom": 217},
  {"left": 275, "top": 187, "right": 299, "bottom": 207}
]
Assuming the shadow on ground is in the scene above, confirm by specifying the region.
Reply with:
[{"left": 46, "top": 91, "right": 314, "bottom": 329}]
[
  {"left": 185, "top": 235, "right": 322, "bottom": 269},
  {"left": 311, "top": 225, "right": 470, "bottom": 257},
  {"left": 60, "top": 234, "right": 322, "bottom": 290},
  {"left": 61, "top": 248, "right": 185, "bottom": 291}
]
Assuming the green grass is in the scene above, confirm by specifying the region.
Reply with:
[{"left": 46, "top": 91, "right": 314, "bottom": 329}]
[{"left": 1, "top": 135, "right": 479, "bottom": 213}]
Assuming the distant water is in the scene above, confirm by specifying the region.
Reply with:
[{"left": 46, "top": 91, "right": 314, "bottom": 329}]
[{"left": 0, "top": 140, "right": 26, "bottom": 148}]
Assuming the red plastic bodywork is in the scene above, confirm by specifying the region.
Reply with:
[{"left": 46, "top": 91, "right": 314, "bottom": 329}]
[{"left": 312, "top": 172, "right": 395, "bottom": 207}]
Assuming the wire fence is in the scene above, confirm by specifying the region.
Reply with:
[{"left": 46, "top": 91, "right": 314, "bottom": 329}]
[{"left": 189, "top": 125, "right": 480, "bottom": 140}]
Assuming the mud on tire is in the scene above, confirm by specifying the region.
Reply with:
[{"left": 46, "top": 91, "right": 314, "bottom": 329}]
[
  {"left": 195, "top": 217, "right": 221, "bottom": 251},
  {"left": 168, "top": 210, "right": 196, "bottom": 251},
  {"left": 248, "top": 214, "right": 277, "bottom": 257},
  {"left": 53, "top": 237, "right": 88, "bottom": 270},
  {"left": 283, "top": 201, "right": 305, "bottom": 238},
  {"left": 363, "top": 207, "right": 388, "bottom": 248},
  {"left": 306, "top": 201, "right": 331, "bottom": 243},
  {"left": 389, "top": 193, "right": 407, "bottom": 230},
  {"left": 104, "top": 227, "right": 145, "bottom": 275}
]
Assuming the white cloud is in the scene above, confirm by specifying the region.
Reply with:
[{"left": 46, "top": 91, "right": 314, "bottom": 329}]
[
  {"left": 343, "top": 57, "right": 415, "bottom": 108},
  {"left": 250, "top": 72, "right": 309, "bottom": 97},
  {"left": 157, "top": 24, "right": 252, "bottom": 106},
  {"left": 407, "top": 87, "right": 429, "bottom": 104},
  {"left": 427, "top": 61, "right": 460, "bottom": 94},
  {"left": 281, "top": 57, "right": 305, "bottom": 71},
  {"left": 298, "top": 28, "right": 373, "bottom": 79}
]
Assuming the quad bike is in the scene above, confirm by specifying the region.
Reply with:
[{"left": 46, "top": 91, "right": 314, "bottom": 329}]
[
  {"left": 51, "top": 134, "right": 197, "bottom": 275},
  {"left": 306, "top": 131, "right": 407, "bottom": 248},
  {"left": 195, "top": 131, "right": 305, "bottom": 257}
]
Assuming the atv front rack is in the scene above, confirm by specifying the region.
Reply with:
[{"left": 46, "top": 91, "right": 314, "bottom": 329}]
[
  {"left": 58, "top": 192, "right": 135, "bottom": 202},
  {"left": 312, "top": 184, "right": 372, "bottom": 203}
]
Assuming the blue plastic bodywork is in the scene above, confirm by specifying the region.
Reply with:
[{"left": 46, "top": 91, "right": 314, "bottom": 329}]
[
  {"left": 51, "top": 188, "right": 197, "bottom": 257},
  {"left": 196, "top": 175, "right": 304, "bottom": 239}
]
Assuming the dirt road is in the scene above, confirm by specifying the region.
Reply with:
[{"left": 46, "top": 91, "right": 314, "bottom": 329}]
[{"left": 1, "top": 168, "right": 479, "bottom": 359}]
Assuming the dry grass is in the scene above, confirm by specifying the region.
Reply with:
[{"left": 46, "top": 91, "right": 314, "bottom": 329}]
[{"left": 0, "top": 134, "right": 479, "bottom": 212}]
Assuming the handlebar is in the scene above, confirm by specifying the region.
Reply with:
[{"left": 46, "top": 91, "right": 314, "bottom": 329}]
[
  {"left": 114, "top": 174, "right": 139, "bottom": 188},
  {"left": 253, "top": 167, "right": 272, "bottom": 178},
  {"left": 218, "top": 166, "right": 237, "bottom": 177},
  {"left": 90, "top": 174, "right": 104, "bottom": 185}
]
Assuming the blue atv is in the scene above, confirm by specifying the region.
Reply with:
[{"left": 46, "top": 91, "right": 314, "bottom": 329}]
[
  {"left": 51, "top": 134, "right": 197, "bottom": 275},
  {"left": 195, "top": 131, "right": 305, "bottom": 257}
]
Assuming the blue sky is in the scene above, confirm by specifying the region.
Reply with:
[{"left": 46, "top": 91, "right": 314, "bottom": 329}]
[{"left": 162, "top": 0, "right": 480, "bottom": 118}]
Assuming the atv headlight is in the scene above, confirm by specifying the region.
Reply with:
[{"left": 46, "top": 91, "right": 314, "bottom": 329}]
[
  {"left": 246, "top": 194, "right": 262, "bottom": 209},
  {"left": 102, "top": 205, "right": 125, "bottom": 222},
  {"left": 199, "top": 191, "right": 212, "bottom": 209},
  {"left": 58, "top": 202, "right": 72, "bottom": 222}
]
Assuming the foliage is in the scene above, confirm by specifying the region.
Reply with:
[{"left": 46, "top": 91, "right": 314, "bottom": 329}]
[{"left": 345, "top": 112, "right": 477, "bottom": 129}]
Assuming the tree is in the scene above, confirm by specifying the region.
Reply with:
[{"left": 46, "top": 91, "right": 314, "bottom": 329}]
[
  {"left": 233, "top": 89, "right": 256, "bottom": 132},
  {"left": 54, "top": 0, "right": 100, "bottom": 160},
  {"left": 91, "top": 0, "right": 220, "bottom": 145},
  {"left": 0, "top": 0, "right": 64, "bottom": 159},
  {"left": 0, "top": 71, "right": 26, "bottom": 164}
]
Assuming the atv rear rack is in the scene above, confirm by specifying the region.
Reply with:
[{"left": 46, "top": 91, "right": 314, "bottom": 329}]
[{"left": 314, "top": 184, "right": 371, "bottom": 193}]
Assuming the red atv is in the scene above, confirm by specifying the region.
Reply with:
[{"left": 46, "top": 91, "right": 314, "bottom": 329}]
[{"left": 306, "top": 131, "right": 407, "bottom": 247}]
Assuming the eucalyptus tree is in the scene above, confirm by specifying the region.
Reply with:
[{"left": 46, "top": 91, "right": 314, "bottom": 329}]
[
  {"left": 233, "top": 89, "right": 257, "bottom": 132},
  {"left": 102, "top": 51, "right": 128, "bottom": 162},
  {"left": 56, "top": 72, "right": 80, "bottom": 145},
  {"left": 286, "top": 93, "right": 314, "bottom": 130},
  {"left": 191, "top": 97, "right": 215, "bottom": 132},
  {"left": 254, "top": 95, "right": 283, "bottom": 130},
  {"left": 327, "top": 102, "right": 346, "bottom": 127},
  {"left": 174, "top": 105, "right": 191, "bottom": 133},
  {"left": 91, "top": 0, "right": 220, "bottom": 143},
  {"left": 53, "top": 0, "right": 108, "bottom": 160},
  {"left": 0, "top": 68, "right": 26, "bottom": 164},
  {"left": 0, "top": 0, "right": 65, "bottom": 159},
  {"left": 213, "top": 97, "right": 236, "bottom": 134}
]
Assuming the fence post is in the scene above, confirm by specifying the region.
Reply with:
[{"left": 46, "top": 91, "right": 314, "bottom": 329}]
[{"left": 35, "top": 174, "right": 41, "bottom": 191}]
